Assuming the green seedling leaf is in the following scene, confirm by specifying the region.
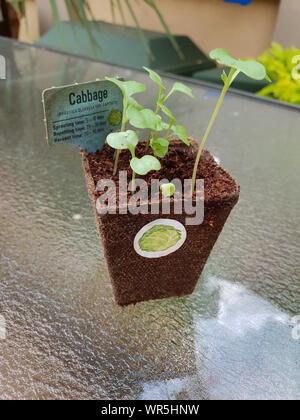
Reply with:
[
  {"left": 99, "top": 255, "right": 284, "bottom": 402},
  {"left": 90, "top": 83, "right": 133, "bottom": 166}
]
[
  {"left": 128, "top": 108, "right": 165, "bottom": 131},
  {"left": 209, "top": 48, "right": 268, "bottom": 81},
  {"left": 105, "top": 77, "right": 146, "bottom": 98},
  {"left": 210, "top": 48, "right": 236, "bottom": 68},
  {"left": 151, "top": 137, "right": 169, "bottom": 158},
  {"left": 171, "top": 125, "right": 189, "bottom": 145},
  {"left": 143, "top": 66, "right": 165, "bottom": 90},
  {"left": 107, "top": 130, "right": 138, "bottom": 151},
  {"left": 236, "top": 60, "right": 268, "bottom": 81},
  {"left": 127, "top": 97, "right": 144, "bottom": 120},
  {"left": 130, "top": 155, "right": 161, "bottom": 175},
  {"left": 127, "top": 96, "right": 143, "bottom": 111},
  {"left": 169, "top": 82, "right": 194, "bottom": 99},
  {"left": 159, "top": 103, "right": 176, "bottom": 122},
  {"left": 160, "top": 183, "right": 175, "bottom": 198}
]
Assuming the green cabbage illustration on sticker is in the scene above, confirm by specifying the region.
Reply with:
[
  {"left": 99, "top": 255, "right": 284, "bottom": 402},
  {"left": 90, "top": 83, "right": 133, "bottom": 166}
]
[
  {"left": 108, "top": 109, "right": 122, "bottom": 126},
  {"left": 138, "top": 225, "right": 182, "bottom": 252}
]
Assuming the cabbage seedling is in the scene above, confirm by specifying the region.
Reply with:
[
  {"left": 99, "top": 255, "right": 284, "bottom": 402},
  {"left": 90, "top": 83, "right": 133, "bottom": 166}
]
[
  {"left": 105, "top": 69, "right": 194, "bottom": 197},
  {"left": 143, "top": 67, "right": 193, "bottom": 155},
  {"left": 191, "top": 48, "right": 269, "bottom": 192},
  {"left": 106, "top": 130, "right": 161, "bottom": 193},
  {"left": 105, "top": 77, "right": 146, "bottom": 175},
  {"left": 160, "top": 183, "right": 175, "bottom": 198}
]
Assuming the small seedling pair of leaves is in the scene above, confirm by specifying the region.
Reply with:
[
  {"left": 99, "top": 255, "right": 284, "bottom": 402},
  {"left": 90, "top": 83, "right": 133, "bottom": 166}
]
[
  {"left": 210, "top": 48, "right": 270, "bottom": 83},
  {"left": 160, "top": 183, "right": 175, "bottom": 198},
  {"left": 105, "top": 77, "right": 147, "bottom": 174},
  {"left": 144, "top": 66, "right": 194, "bottom": 100},
  {"left": 127, "top": 107, "right": 167, "bottom": 131},
  {"left": 143, "top": 67, "right": 192, "bottom": 148},
  {"left": 105, "top": 77, "right": 146, "bottom": 100},
  {"left": 191, "top": 48, "right": 269, "bottom": 192},
  {"left": 131, "top": 155, "right": 161, "bottom": 175},
  {"left": 150, "top": 137, "right": 169, "bottom": 158},
  {"left": 107, "top": 130, "right": 161, "bottom": 179},
  {"left": 106, "top": 130, "right": 138, "bottom": 154}
]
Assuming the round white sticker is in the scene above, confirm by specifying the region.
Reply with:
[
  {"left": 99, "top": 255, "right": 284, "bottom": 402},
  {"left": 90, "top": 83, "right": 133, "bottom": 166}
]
[{"left": 134, "top": 219, "right": 187, "bottom": 259}]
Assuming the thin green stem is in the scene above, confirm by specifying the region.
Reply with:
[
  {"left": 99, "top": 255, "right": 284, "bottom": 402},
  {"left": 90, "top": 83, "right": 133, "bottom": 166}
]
[
  {"left": 146, "top": 86, "right": 163, "bottom": 151},
  {"left": 191, "top": 68, "right": 235, "bottom": 192},
  {"left": 129, "top": 147, "right": 136, "bottom": 194},
  {"left": 131, "top": 171, "right": 136, "bottom": 194},
  {"left": 113, "top": 98, "right": 127, "bottom": 175},
  {"left": 113, "top": 149, "right": 120, "bottom": 175},
  {"left": 155, "top": 86, "right": 163, "bottom": 113},
  {"left": 110, "top": 0, "right": 116, "bottom": 23},
  {"left": 165, "top": 120, "right": 174, "bottom": 140},
  {"left": 117, "top": 0, "right": 126, "bottom": 25}
]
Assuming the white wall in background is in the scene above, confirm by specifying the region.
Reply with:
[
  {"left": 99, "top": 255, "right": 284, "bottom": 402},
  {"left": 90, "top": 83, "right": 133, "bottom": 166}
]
[
  {"left": 273, "top": 0, "right": 300, "bottom": 48},
  {"left": 36, "top": 0, "right": 68, "bottom": 34},
  {"left": 36, "top": 0, "right": 280, "bottom": 58},
  {"left": 87, "top": 0, "right": 280, "bottom": 58}
]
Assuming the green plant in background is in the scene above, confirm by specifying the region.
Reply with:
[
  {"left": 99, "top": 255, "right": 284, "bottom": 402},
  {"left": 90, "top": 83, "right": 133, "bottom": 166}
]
[
  {"left": 191, "top": 48, "right": 269, "bottom": 192},
  {"left": 105, "top": 69, "right": 194, "bottom": 193},
  {"left": 257, "top": 42, "right": 300, "bottom": 105},
  {"left": 10, "top": 0, "right": 181, "bottom": 59}
]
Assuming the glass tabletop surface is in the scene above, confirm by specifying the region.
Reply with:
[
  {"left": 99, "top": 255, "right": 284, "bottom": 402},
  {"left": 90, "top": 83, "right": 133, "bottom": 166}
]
[{"left": 0, "top": 37, "right": 299, "bottom": 400}]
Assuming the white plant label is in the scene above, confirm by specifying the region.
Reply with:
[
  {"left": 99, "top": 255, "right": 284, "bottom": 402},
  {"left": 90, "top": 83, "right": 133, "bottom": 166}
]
[{"left": 42, "top": 80, "right": 123, "bottom": 153}]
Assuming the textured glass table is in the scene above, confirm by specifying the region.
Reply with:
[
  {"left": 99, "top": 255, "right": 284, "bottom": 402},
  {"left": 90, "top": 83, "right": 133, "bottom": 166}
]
[{"left": 0, "top": 37, "right": 299, "bottom": 400}]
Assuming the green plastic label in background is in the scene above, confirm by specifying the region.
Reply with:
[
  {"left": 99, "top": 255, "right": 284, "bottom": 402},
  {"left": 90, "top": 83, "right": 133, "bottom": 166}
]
[{"left": 42, "top": 80, "right": 123, "bottom": 154}]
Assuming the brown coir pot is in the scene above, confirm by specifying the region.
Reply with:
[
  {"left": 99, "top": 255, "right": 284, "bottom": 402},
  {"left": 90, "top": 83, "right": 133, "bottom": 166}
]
[{"left": 81, "top": 138, "right": 239, "bottom": 306}]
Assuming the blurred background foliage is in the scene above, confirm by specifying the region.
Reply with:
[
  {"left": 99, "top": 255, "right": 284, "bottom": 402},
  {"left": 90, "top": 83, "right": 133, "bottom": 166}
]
[
  {"left": 9, "top": 0, "right": 182, "bottom": 57},
  {"left": 257, "top": 42, "right": 300, "bottom": 105}
]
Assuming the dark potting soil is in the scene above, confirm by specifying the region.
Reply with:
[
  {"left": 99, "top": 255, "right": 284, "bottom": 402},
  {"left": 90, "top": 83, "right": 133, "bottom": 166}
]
[{"left": 84, "top": 138, "right": 239, "bottom": 206}]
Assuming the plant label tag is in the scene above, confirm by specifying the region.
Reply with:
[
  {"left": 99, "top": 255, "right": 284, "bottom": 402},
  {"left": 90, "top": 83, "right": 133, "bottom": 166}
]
[{"left": 42, "top": 80, "right": 123, "bottom": 153}]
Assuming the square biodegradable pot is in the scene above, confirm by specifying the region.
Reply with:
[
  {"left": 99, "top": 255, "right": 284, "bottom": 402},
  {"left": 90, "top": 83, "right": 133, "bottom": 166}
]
[{"left": 81, "top": 139, "right": 239, "bottom": 306}]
